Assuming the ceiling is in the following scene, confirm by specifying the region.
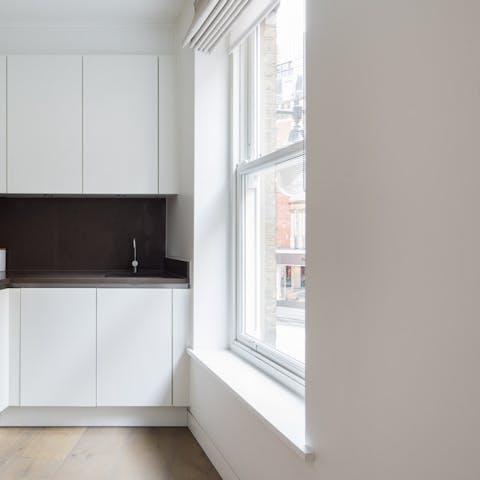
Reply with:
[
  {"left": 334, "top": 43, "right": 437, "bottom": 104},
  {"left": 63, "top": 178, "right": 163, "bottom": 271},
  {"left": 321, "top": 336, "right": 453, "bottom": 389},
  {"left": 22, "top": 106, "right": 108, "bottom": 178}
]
[{"left": 0, "top": 0, "right": 186, "bottom": 26}]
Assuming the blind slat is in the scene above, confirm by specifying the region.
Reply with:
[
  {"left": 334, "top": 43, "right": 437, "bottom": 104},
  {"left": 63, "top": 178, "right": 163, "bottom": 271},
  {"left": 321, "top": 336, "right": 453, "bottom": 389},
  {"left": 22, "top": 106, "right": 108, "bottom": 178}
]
[
  {"left": 184, "top": 0, "right": 253, "bottom": 52},
  {"left": 228, "top": 0, "right": 279, "bottom": 53},
  {"left": 199, "top": 0, "right": 250, "bottom": 52},
  {"left": 189, "top": 0, "right": 230, "bottom": 48},
  {"left": 193, "top": 0, "right": 245, "bottom": 50},
  {"left": 184, "top": 0, "right": 279, "bottom": 53},
  {"left": 183, "top": 0, "right": 219, "bottom": 48}
]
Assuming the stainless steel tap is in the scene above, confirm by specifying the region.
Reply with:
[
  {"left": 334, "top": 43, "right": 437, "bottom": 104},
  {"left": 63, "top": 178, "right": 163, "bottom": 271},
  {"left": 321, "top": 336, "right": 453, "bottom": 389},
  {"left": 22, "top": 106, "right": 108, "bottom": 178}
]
[{"left": 132, "top": 238, "right": 139, "bottom": 273}]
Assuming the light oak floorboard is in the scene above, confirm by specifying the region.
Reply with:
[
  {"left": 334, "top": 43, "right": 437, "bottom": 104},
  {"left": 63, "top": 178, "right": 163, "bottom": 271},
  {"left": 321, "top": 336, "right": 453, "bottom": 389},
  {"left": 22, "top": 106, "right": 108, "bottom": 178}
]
[
  {"left": 0, "top": 427, "right": 221, "bottom": 480},
  {"left": 51, "top": 427, "right": 131, "bottom": 480},
  {"left": 0, "top": 428, "right": 35, "bottom": 468}
]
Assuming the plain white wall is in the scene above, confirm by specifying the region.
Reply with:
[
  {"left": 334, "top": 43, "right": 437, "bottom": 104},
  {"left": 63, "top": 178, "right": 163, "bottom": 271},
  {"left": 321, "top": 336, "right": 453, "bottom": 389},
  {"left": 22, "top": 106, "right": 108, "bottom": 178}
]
[
  {"left": 189, "top": 1, "right": 480, "bottom": 479},
  {"left": 191, "top": 42, "right": 231, "bottom": 350},
  {"left": 0, "top": 25, "right": 175, "bottom": 54},
  {"left": 306, "top": 1, "right": 480, "bottom": 479},
  {"left": 166, "top": 1, "right": 195, "bottom": 262},
  {"left": 190, "top": 361, "right": 315, "bottom": 480}
]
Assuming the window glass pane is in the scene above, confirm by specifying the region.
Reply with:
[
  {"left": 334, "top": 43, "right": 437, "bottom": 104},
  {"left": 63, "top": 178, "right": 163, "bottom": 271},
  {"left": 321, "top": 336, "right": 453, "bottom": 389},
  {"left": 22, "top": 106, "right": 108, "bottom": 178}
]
[
  {"left": 259, "top": 0, "right": 305, "bottom": 156},
  {"left": 242, "top": 156, "right": 305, "bottom": 364}
]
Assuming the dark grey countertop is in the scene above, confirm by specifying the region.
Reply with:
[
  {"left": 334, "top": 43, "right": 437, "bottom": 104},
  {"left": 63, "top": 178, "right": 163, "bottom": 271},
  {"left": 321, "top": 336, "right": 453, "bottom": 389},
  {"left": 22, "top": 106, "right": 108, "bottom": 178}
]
[{"left": 0, "top": 270, "right": 189, "bottom": 289}]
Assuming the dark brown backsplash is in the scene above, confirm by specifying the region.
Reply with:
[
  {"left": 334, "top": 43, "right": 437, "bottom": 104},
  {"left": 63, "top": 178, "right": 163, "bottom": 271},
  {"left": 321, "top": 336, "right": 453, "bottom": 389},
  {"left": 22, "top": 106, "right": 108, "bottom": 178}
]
[{"left": 0, "top": 197, "right": 166, "bottom": 272}]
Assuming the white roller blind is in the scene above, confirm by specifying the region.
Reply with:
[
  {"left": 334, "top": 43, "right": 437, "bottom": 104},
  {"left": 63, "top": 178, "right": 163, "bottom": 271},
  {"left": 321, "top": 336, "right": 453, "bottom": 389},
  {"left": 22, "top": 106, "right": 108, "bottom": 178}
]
[
  {"left": 228, "top": 0, "right": 279, "bottom": 52},
  {"left": 184, "top": 0, "right": 278, "bottom": 53}
]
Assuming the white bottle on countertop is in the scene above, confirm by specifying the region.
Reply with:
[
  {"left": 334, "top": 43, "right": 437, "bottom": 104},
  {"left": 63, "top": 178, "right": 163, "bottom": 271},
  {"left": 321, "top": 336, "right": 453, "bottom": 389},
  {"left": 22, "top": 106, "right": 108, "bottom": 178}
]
[{"left": 0, "top": 248, "right": 5, "bottom": 272}]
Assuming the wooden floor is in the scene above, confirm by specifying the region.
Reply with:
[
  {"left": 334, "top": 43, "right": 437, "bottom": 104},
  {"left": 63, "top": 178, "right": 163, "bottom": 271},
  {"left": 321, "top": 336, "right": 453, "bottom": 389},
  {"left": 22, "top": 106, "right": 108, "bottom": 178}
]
[{"left": 0, "top": 427, "right": 221, "bottom": 480}]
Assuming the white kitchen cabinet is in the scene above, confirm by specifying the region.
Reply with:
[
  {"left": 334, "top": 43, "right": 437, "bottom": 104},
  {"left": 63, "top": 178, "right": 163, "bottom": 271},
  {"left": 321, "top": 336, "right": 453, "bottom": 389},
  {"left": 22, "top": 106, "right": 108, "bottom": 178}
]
[
  {"left": 20, "top": 289, "right": 96, "bottom": 407},
  {"left": 7, "top": 56, "right": 83, "bottom": 194},
  {"left": 158, "top": 55, "right": 178, "bottom": 194},
  {"left": 97, "top": 289, "right": 172, "bottom": 407},
  {"left": 0, "top": 56, "right": 5, "bottom": 194},
  {"left": 172, "top": 289, "right": 190, "bottom": 406},
  {"left": 0, "top": 290, "right": 8, "bottom": 413},
  {"left": 8, "top": 289, "right": 20, "bottom": 407},
  {"left": 83, "top": 55, "right": 159, "bottom": 194}
]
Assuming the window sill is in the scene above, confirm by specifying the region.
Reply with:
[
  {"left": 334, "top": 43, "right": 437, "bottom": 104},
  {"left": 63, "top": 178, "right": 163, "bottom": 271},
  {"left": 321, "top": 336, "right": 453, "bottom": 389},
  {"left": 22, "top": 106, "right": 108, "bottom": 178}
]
[{"left": 187, "top": 348, "right": 314, "bottom": 461}]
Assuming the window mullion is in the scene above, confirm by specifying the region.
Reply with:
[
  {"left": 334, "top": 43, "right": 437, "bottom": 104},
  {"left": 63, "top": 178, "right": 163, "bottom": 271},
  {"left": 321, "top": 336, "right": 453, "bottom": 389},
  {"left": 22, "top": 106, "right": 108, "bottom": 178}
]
[{"left": 253, "top": 25, "right": 261, "bottom": 160}]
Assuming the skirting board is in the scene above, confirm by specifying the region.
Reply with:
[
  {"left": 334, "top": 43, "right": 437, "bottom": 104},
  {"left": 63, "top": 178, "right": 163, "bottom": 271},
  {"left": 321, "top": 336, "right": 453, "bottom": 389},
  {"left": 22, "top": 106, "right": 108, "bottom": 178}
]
[
  {"left": 188, "top": 411, "right": 239, "bottom": 480},
  {"left": 0, "top": 407, "right": 188, "bottom": 427}
]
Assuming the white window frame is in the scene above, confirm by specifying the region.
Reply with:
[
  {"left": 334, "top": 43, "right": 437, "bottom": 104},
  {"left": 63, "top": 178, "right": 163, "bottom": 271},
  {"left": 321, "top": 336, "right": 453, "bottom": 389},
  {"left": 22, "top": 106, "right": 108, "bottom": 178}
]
[{"left": 231, "top": 21, "right": 306, "bottom": 393}]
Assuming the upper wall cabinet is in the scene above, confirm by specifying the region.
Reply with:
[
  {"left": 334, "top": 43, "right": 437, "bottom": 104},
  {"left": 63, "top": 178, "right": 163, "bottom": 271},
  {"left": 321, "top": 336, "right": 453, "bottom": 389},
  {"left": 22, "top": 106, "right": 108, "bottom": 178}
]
[
  {"left": 0, "top": 57, "right": 5, "bottom": 194},
  {"left": 158, "top": 55, "right": 178, "bottom": 194},
  {"left": 83, "top": 55, "right": 159, "bottom": 195},
  {"left": 7, "top": 56, "right": 83, "bottom": 194}
]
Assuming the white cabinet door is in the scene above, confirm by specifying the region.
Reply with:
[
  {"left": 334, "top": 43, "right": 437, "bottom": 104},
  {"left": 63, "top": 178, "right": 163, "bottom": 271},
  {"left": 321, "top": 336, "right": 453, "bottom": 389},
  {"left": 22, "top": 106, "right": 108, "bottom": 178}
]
[
  {"left": 97, "top": 289, "right": 172, "bottom": 407},
  {"left": 83, "top": 55, "right": 158, "bottom": 194},
  {"left": 8, "top": 289, "right": 20, "bottom": 407},
  {"left": 20, "top": 289, "right": 96, "bottom": 407},
  {"left": 0, "top": 290, "right": 8, "bottom": 413},
  {"left": 158, "top": 55, "right": 178, "bottom": 194},
  {"left": 0, "top": 56, "right": 5, "bottom": 194},
  {"left": 7, "top": 56, "right": 82, "bottom": 194},
  {"left": 172, "top": 289, "right": 190, "bottom": 406}
]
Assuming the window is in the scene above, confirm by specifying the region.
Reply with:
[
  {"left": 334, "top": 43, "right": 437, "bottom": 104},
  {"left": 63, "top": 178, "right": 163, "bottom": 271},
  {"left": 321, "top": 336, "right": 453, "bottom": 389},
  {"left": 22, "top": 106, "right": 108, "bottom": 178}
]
[{"left": 234, "top": 0, "right": 306, "bottom": 384}]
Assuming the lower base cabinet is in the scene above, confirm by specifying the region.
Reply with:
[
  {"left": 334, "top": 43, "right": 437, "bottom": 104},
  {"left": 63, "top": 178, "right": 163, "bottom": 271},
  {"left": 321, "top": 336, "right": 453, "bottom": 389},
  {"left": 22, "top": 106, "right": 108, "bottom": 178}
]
[
  {"left": 20, "top": 289, "right": 97, "bottom": 407},
  {"left": 12, "top": 287, "right": 185, "bottom": 409},
  {"left": 97, "top": 289, "right": 173, "bottom": 407},
  {"left": 0, "top": 290, "right": 9, "bottom": 413}
]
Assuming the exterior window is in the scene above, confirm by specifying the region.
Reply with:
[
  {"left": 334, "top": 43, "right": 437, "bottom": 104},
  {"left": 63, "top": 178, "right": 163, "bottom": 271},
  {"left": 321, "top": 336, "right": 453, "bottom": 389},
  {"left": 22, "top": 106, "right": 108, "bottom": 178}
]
[
  {"left": 234, "top": 0, "right": 306, "bottom": 382},
  {"left": 258, "top": 2, "right": 305, "bottom": 157}
]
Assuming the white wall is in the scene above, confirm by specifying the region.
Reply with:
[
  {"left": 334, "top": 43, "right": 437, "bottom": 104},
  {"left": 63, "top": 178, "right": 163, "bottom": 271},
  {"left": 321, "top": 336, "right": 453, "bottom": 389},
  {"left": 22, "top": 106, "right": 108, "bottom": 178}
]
[
  {"left": 190, "top": 1, "right": 480, "bottom": 479},
  {"left": 191, "top": 42, "right": 231, "bottom": 350},
  {"left": 0, "top": 24, "right": 175, "bottom": 54},
  {"left": 166, "top": 1, "right": 195, "bottom": 262},
  {"left": 190, "top": 361, "right": 314, "bottom": 480},
  {"left": 306, "top": 1, "right": 480, "bottom": 479}
]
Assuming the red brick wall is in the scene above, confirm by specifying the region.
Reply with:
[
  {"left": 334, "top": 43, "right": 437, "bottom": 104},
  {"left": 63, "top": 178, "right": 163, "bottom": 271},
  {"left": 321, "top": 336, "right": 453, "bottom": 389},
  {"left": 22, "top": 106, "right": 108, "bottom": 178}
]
[{"left": 276, "top": 191, "right": 291, "bottom": 248}]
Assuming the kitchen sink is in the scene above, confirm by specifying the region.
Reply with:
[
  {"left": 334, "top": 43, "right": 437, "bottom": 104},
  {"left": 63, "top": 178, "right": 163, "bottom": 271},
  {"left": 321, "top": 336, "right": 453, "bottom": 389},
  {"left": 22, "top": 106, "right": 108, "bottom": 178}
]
[{"left": 105, "top": 272, "right": 180, "bottom": 278}]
